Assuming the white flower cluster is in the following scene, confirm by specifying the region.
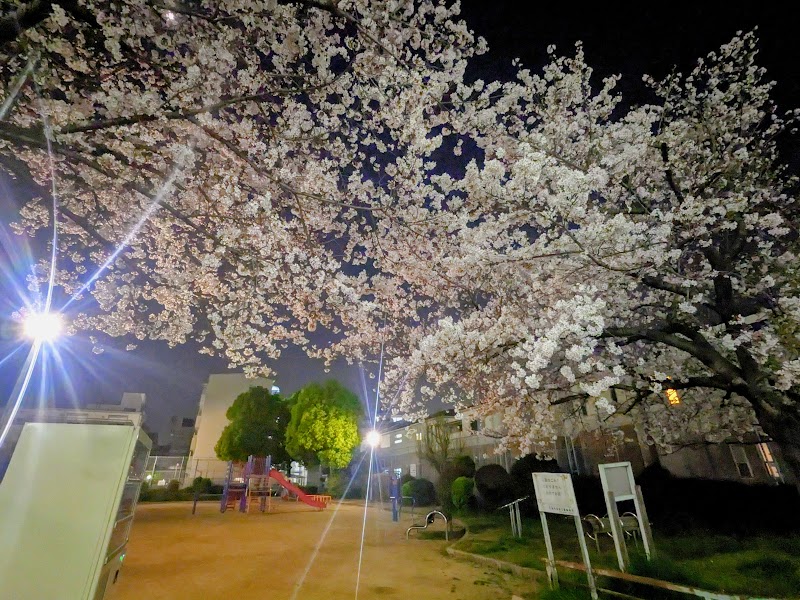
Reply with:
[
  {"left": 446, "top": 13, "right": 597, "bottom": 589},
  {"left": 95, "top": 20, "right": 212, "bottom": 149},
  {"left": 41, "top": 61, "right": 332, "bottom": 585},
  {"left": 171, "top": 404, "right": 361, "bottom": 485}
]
[{"left": 4, "top": 8, "right": 798, "bottom": 463}]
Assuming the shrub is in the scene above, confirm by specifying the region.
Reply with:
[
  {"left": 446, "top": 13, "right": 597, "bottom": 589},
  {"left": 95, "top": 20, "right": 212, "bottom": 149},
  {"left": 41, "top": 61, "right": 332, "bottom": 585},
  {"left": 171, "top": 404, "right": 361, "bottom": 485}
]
[
  {"left": 402, "top": 478, "right": 436, "bottom": 505},
  {"left": 167, "top": 479, "right": 181, "bottom": 493},
  {"left": 326, "top": 470, "right": 365, "bottom": 499},
  {"left": 451, "top": 476, "right": 474, "bottom": 510},
  {"left": 474, "top": 464, "right": 515, "bottom": 510},
  {"left": 451, "top": 455, "right": 476, "bottom": 478},
  {"left": 138, "top": 481, "right": 151, "bottom": 501},
  {"left": 400, "top": 472, "right": 416, "bottom": 486},
  {"left": 191, "top": 477, "right": 214, "bottom": 494},
  {"left": 301, "top": 485, "right": 319, "bottom": 495},
  {"left": 511, "top": 453, "right": 560, "bottom": 496},
  {"left": 326, "top": 471, "right": 348, "bottom": 498},
  {"left": 636, "top": 464, "right": 800, "bottom": 535},
  {"left": 435, "top": 463, "right": 460, "bottom": 514}
]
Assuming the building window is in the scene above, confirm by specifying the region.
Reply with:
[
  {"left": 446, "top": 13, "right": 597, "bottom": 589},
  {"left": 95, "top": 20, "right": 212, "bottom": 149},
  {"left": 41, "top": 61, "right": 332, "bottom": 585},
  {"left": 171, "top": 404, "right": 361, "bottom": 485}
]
[
  {"left": 730, "top": 445, "right": 753, "bottom": 478},
  {"left": 665, "top": 388, "right": 681, "bottom": 405},
  {"left": 394, "top": 433, "right": 403, "bottom": 445},
  {"left": 470, "top": 420, "right": 479, "bottom": 432},
  {"left": 756, "top": 442, "right": 783, "bottom": 481},
  {"left": 415, "top": 432, "right": 422, "bottom": 441}
]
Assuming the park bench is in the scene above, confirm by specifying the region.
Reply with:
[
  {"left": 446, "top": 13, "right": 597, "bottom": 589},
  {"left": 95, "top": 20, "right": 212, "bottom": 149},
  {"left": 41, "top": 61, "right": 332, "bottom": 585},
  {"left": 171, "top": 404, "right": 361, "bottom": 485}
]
[{"left": 582, "top": 512, "right": 643, "bottom": 552}]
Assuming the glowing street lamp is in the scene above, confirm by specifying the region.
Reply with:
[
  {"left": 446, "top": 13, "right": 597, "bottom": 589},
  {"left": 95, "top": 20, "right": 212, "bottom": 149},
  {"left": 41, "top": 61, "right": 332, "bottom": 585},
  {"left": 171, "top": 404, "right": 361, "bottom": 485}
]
[
  {"left": 22, "top": 311, "right": 63, "bottom": 343},
  {"left": 365, "top": 429, "right": 381, "bottom": 448}
]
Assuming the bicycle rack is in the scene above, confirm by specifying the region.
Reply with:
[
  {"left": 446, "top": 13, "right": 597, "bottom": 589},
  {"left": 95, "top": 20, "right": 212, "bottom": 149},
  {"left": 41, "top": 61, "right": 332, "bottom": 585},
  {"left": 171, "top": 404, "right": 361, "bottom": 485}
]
[{"left": 406, "top": 510, "right": 449, "bottom": 541}]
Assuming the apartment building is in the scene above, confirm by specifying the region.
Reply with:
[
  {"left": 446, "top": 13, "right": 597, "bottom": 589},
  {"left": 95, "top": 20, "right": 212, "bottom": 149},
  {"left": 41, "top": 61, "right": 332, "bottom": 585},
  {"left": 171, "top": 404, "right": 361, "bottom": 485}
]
[{"left": 185, "top": 373, "right": 273, "bottom": 482}]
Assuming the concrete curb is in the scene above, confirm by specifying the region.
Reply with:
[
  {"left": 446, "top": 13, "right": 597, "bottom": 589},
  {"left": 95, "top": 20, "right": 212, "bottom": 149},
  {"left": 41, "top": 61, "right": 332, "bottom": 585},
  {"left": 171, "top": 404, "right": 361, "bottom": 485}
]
[
  {"left": 445, "top": 517, "right": 547, "bottom": 583},
  {"left": 445, "top": 546, "right": 547, "bottom": 581}
]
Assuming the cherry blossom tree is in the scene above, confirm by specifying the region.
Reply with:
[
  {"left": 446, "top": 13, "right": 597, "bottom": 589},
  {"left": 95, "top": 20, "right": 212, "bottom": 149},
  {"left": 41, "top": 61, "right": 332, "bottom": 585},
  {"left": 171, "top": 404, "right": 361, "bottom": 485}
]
[
  {"left": 0, "top": 0, "right": 482, "bottom": 361},
  {"left": 372, "top": 33, "right": 800, "bottom": 484},
  {"left": 2, "top": 3, "right": 799, "bottom": 483}
]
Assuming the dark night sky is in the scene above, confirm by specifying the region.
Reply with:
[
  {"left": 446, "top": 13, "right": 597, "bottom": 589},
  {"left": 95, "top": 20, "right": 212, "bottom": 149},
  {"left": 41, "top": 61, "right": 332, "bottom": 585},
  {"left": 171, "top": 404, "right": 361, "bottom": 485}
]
[{"left": 1, "top": 2, "right": 798, "bottom": 441}]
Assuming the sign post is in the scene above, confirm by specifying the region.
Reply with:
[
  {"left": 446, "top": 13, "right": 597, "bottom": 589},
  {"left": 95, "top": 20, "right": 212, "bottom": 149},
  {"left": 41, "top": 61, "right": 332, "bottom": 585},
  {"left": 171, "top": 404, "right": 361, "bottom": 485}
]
[
  {"left": 532, "top": 473, "right": 598, "bottom": 600},
  {"left": 599, "top": 461, "right": 654, "bottom": 569}
]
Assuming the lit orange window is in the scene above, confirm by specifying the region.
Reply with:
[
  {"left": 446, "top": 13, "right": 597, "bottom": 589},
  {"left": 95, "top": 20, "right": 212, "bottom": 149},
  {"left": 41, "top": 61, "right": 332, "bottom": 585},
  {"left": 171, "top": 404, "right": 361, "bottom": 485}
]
[{"left": 666, "top": 388, "right": 681, "bottom": 405}]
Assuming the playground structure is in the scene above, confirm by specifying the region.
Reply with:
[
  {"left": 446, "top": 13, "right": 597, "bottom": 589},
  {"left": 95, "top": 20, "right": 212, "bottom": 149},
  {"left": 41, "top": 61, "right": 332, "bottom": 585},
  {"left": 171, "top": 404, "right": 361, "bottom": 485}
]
[{"left": 217, "top": 455, "right": 331, "bottom": 513}]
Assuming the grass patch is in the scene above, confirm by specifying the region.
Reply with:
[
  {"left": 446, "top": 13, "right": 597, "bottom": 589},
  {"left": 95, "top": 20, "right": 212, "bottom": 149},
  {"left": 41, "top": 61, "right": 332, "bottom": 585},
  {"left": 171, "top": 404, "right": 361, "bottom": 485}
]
[
  {"left": 733, "top": 555, "right": 800, "bottom": 597},
  {"left": 458, "top": 513, "right": 800, "bottom": 598},
  {"left": 416, "top": 527, "right": 466, "bottom": 541},
  {"left": 627, "top": 553, "right": 706, "bottom": 587}
]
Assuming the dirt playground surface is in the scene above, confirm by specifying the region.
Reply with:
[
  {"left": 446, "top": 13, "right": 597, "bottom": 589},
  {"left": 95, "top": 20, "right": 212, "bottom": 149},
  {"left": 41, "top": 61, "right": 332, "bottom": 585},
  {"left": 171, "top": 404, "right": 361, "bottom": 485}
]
[{"left": 114, "top": 501, "right": 538, "bottom": 600}]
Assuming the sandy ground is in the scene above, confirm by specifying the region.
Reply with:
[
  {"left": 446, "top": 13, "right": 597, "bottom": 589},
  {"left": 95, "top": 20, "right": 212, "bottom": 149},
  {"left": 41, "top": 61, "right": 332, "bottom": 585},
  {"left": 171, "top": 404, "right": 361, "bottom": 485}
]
[{"left": 112, "top": 501, "right": 538, "bottom": 600}]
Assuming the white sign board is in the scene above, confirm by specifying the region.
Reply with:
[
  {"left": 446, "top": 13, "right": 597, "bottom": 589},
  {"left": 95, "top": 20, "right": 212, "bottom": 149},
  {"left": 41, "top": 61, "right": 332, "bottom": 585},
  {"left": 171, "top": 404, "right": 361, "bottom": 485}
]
[
  {"left": 532, "top": 473, "right": 580, "bottom": 516},
  {"left": 532, "top": 472, "right": 597, "bottom": 599},
  {"left": 409, "top": 463, "right": 417, "bottom": 477},
  {"left": 598, "top": 461, "right": 635, "bottom": 501},
  {"left": 598, "top": 461, "right": 655, "bottom": 568}
]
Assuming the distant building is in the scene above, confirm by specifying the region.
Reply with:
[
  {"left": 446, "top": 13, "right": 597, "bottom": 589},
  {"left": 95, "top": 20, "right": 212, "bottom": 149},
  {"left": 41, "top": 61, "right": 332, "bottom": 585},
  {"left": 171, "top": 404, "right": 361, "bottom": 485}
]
[
  {"left": 374, "top": 392, "right": 794, "bottom": 489},
  {"left": 554, "top": 389, "right": 792, "bottom": 486},
  {"left": 374, "top": 410, "right": 515, "bottom": 481},
  {"left": 186, "top": 373, "right": 272, "bottom": 483},
  {"left": 86, "top": 392, "right": 146, "bottom": 422},
  {"left": 166, "top": 416, "right": 195, "bottom": 456}
]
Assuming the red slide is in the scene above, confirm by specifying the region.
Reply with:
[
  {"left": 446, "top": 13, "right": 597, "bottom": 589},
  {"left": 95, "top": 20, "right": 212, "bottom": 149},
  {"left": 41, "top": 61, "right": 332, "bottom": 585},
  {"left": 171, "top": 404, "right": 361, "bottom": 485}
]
[{"left": 269, "top": 469, "right": 327, "bottom": 509}]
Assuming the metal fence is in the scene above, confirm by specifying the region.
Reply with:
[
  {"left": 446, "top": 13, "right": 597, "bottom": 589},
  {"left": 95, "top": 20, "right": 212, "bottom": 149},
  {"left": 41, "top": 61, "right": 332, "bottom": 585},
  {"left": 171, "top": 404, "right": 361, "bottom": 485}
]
[
  {"left": 184, "top": 457, "right": 231, "bottom": 485},
  {"left": 144, "top": 455, "right": 187, "bottom": 485}
]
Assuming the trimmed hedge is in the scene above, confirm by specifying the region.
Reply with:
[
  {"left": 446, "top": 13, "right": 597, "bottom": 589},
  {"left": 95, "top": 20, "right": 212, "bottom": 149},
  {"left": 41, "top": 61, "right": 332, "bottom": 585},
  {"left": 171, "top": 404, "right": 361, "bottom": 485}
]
[
  {"left": 474, "top": 464, "right": 515, "bottom": 509},
  {"left": 452, "top": 455, "right": 476, "bottom": 478},
  {"left": 139, "top": 479, "right": 223, "bottom": 502},
  {"left": 510, "top": 453, "right": 560, "bottom": 500},
  {"left": 402, "top": 477, "right": 436, "bottom": 505},
  {"left": 451, "top": 476, "right": 474, "bottom": 510},
  {"left": 530, "top": 464, "right": 800, "bottom": 534}
]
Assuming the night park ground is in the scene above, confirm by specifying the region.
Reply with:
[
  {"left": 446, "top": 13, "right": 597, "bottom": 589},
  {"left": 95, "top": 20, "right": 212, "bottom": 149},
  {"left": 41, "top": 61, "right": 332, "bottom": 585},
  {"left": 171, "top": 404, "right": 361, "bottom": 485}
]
[{"left": 114, "top": 501, "right": 536, "bottom": 600}]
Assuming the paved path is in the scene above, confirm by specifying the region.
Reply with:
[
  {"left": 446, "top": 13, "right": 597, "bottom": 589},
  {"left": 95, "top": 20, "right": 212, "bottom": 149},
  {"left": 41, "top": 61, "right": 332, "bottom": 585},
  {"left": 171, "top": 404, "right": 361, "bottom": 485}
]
[{"left": 114, "top": 501, "right": 538, "bottom": 600}]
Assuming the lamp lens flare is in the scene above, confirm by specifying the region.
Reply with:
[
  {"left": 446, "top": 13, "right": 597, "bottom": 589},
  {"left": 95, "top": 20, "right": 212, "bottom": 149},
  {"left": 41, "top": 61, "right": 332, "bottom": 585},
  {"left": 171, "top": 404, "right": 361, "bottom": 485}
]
[
  {"left": 365, "top": 430, "right": 381, "bottom": 448},
  {"left": 22, "top": 311, "right": 63, "bottom": 342}
]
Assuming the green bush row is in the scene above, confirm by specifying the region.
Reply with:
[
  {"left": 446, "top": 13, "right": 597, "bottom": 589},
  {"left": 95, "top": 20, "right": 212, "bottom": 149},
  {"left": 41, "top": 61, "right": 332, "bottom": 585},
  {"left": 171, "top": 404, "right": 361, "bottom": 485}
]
[{"left": 138, "top": 477, "right": 224, "bottom": 502}]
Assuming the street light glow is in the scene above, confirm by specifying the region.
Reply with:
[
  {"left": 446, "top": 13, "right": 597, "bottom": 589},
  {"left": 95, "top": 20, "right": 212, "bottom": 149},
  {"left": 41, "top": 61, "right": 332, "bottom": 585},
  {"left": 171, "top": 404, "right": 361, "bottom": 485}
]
[
  {"left": 22, "top": 311, "right": 63, "bottom": 342},
  {"left": 365, "top": 430, "right": 381, "bottom": 448}
]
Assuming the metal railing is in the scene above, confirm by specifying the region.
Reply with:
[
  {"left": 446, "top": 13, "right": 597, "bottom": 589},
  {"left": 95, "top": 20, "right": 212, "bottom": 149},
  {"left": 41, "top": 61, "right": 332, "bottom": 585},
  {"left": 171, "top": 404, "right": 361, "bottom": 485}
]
[
  {"left": 144, "top": 455, "right": 187, "bottom": 484},
  {"left": 406, "top": 510, "right": 449, "bottom": 541}
]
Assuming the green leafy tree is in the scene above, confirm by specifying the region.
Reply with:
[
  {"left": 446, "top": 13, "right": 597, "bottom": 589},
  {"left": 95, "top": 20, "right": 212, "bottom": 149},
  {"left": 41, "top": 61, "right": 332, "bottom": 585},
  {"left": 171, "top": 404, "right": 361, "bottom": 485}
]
[
  {"left": 285, "top": 380, "right": 362, "bottom": 469},
  {"left": 214, "top": 386, "right": 292, "bottom": 464}
]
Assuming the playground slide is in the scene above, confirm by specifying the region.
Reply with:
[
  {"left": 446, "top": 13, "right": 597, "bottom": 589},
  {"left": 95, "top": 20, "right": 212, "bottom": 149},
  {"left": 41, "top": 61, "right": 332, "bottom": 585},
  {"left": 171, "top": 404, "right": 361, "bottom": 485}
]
[{"left": 268, "top": 469, "right": 327, "bottom": 509}]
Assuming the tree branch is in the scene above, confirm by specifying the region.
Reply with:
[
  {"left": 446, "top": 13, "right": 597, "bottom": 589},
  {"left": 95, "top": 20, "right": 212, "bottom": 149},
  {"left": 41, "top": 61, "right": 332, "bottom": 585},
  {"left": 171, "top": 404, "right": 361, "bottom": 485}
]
[
  {"left": 660, "top": 142, "right": 685, "bottom": 204},
  {"left": 0, "top": 0, "right": 97, "bottom": 46}
]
